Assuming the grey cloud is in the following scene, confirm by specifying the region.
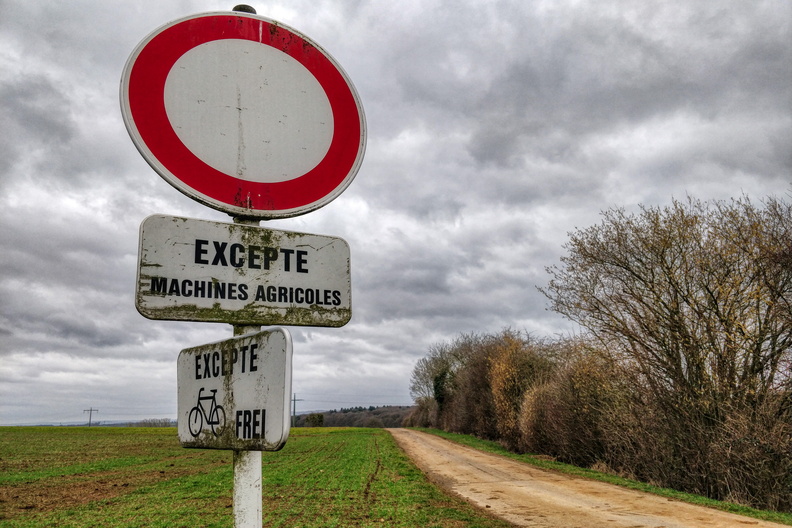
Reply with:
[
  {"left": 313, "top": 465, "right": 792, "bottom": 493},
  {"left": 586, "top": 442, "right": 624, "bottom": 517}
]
[
  {"left": 462, "top": 2, "right": 792, "bottom": 175},
  {"left": 0, "top": 75, "right": 77, "bottom": 182},
  {"left": 1, "top": 0, "right": 788, "bottom": 425}
]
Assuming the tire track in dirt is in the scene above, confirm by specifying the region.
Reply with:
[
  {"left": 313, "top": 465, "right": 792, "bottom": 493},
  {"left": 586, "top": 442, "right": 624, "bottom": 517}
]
[
  {"left": 363, "top": 435, "right": 382, "bottom": 502},
  {"left": 389, "top": 428, "right": 785, "bottom": 528}
]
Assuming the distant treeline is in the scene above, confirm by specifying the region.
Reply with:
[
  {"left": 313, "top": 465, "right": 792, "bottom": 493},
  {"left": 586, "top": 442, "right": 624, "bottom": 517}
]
[
  {"left": 124, "top": 418, "right": 176, "bottom": 427},
  {"left": 294, "top": 406, "right": 414, "bottom": 428},
  {"left": 406, "top": 196, "right": 792, "bottom": 513}
]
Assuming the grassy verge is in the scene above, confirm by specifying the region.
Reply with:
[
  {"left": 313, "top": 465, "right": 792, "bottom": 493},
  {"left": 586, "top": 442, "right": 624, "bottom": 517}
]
[
  {"left": 0, "top": 427, "right": 510, "bottom": 528},
  {"left": 417, "top": 427, "right": 792, "bottom": 526}
]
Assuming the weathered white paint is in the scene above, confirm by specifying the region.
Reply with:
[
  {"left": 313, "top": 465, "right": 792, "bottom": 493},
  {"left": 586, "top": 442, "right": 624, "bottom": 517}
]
[
  {"left": 165, "top": 39, "right": 333, "bottom": 183},
  {"left": 234, "top": 450, "right": 262, "bottom": 527}
]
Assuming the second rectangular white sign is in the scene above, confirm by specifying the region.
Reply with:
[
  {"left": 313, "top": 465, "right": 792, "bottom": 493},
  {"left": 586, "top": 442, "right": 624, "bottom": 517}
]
[{"left": 136, "top": 214, "right": 351, "bottom": 326}]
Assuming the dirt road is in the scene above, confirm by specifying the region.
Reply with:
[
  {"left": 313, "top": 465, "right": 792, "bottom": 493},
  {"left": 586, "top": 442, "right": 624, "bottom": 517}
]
[{"left": 389, "top": 428, "right": 785, "bottom": 528}]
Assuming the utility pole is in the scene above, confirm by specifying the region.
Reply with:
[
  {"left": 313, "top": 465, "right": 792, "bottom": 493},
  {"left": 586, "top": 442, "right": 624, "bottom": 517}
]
[
  {"left": 83, "top": 408, "right": 98, "bottom": 426},
  {"left": 292, "top": 393, "right": 304, "bottom": 427}
]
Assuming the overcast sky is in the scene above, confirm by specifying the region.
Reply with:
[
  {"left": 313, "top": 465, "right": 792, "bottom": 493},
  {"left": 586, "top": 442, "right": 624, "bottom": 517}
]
[{"left": 1, "top": 1, "right": 790, "bottom": 426}]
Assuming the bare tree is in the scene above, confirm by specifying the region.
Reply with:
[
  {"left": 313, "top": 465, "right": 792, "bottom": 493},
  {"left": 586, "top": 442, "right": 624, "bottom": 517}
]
[
  {"left": 541, "top": 195, "right": 792, "bottom": 505},
  {"left": 543, "top": 197, "right": 791, "bottom": 415}
]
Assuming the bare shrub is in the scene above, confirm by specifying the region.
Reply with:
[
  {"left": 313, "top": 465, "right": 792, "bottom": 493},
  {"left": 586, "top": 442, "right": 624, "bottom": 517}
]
[
  {"left": 707, "top": 401, "right": 792, "bottom": 510},
  {"left": 446, "top": 342, "right": 497, "bottom": 438},
  {"left": 489, "top": 331, "right": 553, "bottom": 450},
  {"left": 519, "top": 381, "right": 562, "bottom": 454},
  {"left": 403, "top": 397, "right": 437, "bottom": 428},
  {"left": 409, "top": 329, "right": 553, "bottom": 444},
  {"left": 519, "top": 339, "right": 624, "bottom": 466}
]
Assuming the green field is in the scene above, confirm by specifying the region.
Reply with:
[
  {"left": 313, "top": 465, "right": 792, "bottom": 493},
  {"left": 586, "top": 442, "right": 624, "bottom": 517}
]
[{"left": 0, "top": 427, "right": 510, "bottom": 528}]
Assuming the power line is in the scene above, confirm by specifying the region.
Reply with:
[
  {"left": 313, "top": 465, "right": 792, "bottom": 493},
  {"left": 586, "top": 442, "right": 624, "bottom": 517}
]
[
  {"left": 291, "top": 394, "right": 304, "bottom": 427},
  {"left": 83, "top": 407, "right": 99, "bottom": 426}
]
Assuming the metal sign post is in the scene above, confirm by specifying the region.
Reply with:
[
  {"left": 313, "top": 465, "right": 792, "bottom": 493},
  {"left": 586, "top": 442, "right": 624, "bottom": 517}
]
[
  {"left": 232, "top": 214, "right": 264, "bottom": 527},
  {"left": 233, "top": 323, "right": 262, "bottom": 528},
  {"left": 231, "top": 220, "right": 266, "bottom": 528}
]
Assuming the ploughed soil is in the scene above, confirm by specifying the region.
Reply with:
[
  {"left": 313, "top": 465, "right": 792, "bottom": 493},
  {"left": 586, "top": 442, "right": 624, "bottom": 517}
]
[{"left": 388, "top": 428, "right": 785, "bottom": 528}]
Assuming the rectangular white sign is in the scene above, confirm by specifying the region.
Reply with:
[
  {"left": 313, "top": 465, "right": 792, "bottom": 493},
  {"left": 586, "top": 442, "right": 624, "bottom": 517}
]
[
  {"left": 136, "top": 214, "right": 351, "bottom": 326},
  {"left": 177, "top": 328, "right": 293, "bottom": 451}
]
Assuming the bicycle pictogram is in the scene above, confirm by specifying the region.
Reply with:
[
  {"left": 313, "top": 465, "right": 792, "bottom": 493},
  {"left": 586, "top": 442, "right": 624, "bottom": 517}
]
[{"left": 188, "top": 387, "right": 226, "bottom": 437}]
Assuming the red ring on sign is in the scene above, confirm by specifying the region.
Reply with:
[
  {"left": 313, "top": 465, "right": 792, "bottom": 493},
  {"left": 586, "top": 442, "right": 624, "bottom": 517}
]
[{"left": 126, "top": 15, "right": 362, "bottom": 213}]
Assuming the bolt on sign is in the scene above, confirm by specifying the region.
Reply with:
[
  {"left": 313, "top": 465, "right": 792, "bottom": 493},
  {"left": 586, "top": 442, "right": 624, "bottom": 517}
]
[
  {"left": 136, "top": 214, "right": 351, "bottom": 327},
  {"left": 177, "top": 328, "right": 292, "bottom": 450}
]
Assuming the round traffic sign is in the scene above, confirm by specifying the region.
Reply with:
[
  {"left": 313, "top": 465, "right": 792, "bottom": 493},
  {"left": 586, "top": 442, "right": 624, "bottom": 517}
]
[{"left": 120, "top": 12, "right": 366, "bottom": 218}]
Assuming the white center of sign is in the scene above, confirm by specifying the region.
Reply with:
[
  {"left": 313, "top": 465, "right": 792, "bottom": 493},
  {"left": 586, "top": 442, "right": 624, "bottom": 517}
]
[{"left": 164, "top": 39, "right": 334, "bottom": 183}]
